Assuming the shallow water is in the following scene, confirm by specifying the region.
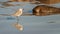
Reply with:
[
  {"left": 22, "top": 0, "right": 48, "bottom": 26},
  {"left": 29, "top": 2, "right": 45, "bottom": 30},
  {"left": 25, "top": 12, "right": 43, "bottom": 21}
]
[{"left": 0, "top": 0, "right": 60, "bottom": 34}]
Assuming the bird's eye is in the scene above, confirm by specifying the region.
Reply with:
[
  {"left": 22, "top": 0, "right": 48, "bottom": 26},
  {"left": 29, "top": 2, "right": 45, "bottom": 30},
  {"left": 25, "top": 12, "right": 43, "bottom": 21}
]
[{"left": 23, "top": 9, "right": 24, "bottom": 10}]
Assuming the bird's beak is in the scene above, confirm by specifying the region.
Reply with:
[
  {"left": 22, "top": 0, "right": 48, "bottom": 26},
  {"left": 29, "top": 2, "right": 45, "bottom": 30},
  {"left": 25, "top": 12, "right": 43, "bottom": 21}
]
[{"left": 23, "top": 9, "right": 24, "bottom": 10}]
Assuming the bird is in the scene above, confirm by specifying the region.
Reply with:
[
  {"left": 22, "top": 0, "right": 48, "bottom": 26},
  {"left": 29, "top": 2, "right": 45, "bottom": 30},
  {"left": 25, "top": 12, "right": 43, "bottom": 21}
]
[
  {"left": 12, "top": 8, "right": 23, "bottom": 16},
  {"left": 0, "top": 8, "right": 23, "bottom": 31},
  {"left": 0, "top": 8, "right": 23, "bottom": 16}
]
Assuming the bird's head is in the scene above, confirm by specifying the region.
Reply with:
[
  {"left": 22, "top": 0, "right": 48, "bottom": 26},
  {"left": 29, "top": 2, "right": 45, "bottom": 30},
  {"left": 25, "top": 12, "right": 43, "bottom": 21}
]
[{"left": 19, "top": 8, "right": 23, "bottom": 11}]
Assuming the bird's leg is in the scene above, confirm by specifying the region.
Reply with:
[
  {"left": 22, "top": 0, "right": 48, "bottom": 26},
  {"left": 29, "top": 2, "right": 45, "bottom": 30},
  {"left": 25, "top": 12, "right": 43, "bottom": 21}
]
[
  {"left": 16, "top": 16, "right": 19, "bottom": 24},
  {"left": 15, "top": 16, "right": 23, "bottom": 31}
]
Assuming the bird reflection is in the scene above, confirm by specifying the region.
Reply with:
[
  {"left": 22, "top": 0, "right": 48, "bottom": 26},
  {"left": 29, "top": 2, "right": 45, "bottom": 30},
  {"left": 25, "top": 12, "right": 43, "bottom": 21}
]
[{"left": 14, "top": 23, "right": 23, "bottom": 31}]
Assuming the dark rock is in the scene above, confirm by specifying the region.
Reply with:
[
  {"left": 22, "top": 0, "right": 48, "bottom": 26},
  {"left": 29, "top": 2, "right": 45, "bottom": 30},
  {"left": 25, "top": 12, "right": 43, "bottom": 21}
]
[{"left": 32, "top": 5, "right": 60, "bottom": 16}]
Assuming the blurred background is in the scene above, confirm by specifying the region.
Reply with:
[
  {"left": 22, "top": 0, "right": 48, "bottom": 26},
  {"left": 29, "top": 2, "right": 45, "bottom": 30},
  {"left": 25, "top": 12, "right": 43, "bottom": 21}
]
[{"left": 0, "top": 0, "right": 60, "bottom": 34}]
